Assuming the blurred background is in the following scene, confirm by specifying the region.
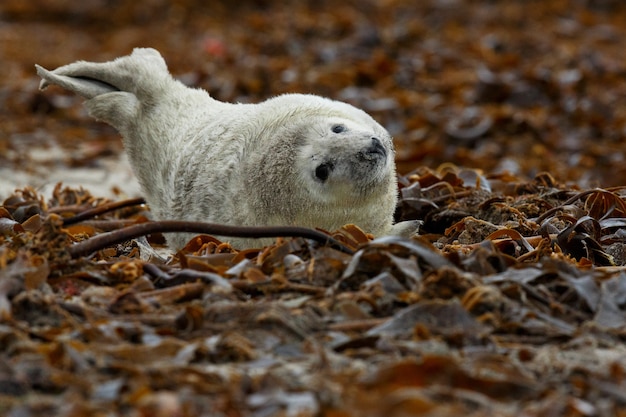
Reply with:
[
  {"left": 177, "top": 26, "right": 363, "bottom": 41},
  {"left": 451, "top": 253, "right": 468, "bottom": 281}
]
[{"left": 1, "top": 0, "right": 626, "bottom": 199}]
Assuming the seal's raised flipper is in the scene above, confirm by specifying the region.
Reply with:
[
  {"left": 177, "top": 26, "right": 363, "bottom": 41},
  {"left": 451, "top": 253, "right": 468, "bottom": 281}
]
[
  {"left": 35, "top": 48, "right": 174, "bottom": 131},
  {"left": 37, "top": 48, "right": 169, "bottom": 100},
  {"left": 36, "top": 65, "right": 118, "bottom": 99}
]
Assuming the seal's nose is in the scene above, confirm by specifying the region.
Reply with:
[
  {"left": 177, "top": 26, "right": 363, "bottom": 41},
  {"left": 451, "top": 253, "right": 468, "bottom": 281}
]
[{"left": 367, "top": 137, "right": 387, "bottom": 158}]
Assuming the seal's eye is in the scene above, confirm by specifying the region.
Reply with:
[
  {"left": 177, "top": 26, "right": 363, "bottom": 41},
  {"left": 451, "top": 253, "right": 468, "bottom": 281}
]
[
  {"left": 315, "top": 162, "right": 334, "bottom": 182},
  {"left": 331, "top": 124, "right": 345, "bottom": 134}
]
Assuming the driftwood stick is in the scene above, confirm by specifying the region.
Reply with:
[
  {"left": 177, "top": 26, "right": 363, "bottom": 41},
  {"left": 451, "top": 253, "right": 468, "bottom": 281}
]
[
  {"left": 62, "top": 197, "right": 147, "bottom": 226},
  {"left": 67, "top": 220, "right": 355, "bottom": 257}
]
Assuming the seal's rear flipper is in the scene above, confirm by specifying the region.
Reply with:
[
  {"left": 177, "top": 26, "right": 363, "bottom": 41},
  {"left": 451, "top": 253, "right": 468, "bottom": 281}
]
[
  {"left": 35, "top": 48, "right": 169, "bottom": 101},
  {"left": 35, "top": 48, "right": 171, "bottom": 131},
  {"left": 36, "top": 65, "right": 118, "bottom": 99}
]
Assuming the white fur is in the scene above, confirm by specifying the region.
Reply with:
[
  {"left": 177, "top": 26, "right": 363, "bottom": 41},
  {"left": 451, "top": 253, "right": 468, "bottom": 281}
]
[{"left": 37, "top": 48, "right": 414, "bottom": 249}]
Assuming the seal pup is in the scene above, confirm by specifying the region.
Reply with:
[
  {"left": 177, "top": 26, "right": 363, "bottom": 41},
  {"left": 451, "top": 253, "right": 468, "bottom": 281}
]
[{"left": 37, "top": 48, "right": 416, "bottom": 249}]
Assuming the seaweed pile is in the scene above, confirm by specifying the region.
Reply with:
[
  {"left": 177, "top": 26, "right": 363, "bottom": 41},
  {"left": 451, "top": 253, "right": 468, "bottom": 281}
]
[{"left": 1, "top": 169, "right": 625, "bottom": 416}]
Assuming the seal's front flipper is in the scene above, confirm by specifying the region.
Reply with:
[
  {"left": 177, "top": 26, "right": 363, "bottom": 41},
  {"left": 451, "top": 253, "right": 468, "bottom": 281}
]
[
  {"left": 389, "top": 220, "right": 422, "bottom": 238},
  {"left": 36, "top": 64, "right": 118, "bottom": 99}
]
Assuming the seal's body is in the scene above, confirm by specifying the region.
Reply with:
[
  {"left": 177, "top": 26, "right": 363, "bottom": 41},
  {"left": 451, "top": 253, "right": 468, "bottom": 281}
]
[{"left": 37, "top": 48, "right": 413, "bottom": 249}]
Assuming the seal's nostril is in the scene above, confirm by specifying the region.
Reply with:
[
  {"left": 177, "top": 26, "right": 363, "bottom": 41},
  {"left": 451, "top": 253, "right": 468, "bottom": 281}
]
[{"left": 367, "top": 137, "right": 386, "bottom": 157}]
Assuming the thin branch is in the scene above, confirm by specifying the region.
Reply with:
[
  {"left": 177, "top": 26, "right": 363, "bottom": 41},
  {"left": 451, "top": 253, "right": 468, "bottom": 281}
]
[
  {"left": 62, "top": 197, "right": 146, "bottom": 226},
  {"left": 67, "top": 220, "right": 355, "bottom": 257}
]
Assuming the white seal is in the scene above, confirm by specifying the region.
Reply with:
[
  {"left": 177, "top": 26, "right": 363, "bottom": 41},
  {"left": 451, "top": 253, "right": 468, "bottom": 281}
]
[{"left": 37, "top": 48, "right": 416, "bottom": 249}]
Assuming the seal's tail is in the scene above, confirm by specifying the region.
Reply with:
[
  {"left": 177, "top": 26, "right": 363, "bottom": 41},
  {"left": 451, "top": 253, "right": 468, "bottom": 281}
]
[{"left": 36, "top": 48, "right": 172, "bottom": 131}]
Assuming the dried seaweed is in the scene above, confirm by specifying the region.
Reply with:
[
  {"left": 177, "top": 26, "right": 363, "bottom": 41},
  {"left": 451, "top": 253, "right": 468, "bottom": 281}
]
[{"left": 2, "top": 166, "right": 626, "bottom": 415}]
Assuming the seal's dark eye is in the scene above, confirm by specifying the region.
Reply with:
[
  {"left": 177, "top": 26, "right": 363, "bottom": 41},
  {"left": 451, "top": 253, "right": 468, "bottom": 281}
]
[
  {"left": 315, "top": 162, "right": 333, "bottom": 182},
  {"left": 332, "top": 124, "right": 345, "bottom": 134}
]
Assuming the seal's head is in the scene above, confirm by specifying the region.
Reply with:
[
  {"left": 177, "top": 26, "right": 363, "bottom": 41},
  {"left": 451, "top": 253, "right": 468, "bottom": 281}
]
[
  {"left": 297, "top": 116, "right": 394, "bottom": 204},
  {"left": 244, "top": 95, "right": 398, "bottom": 235}
]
